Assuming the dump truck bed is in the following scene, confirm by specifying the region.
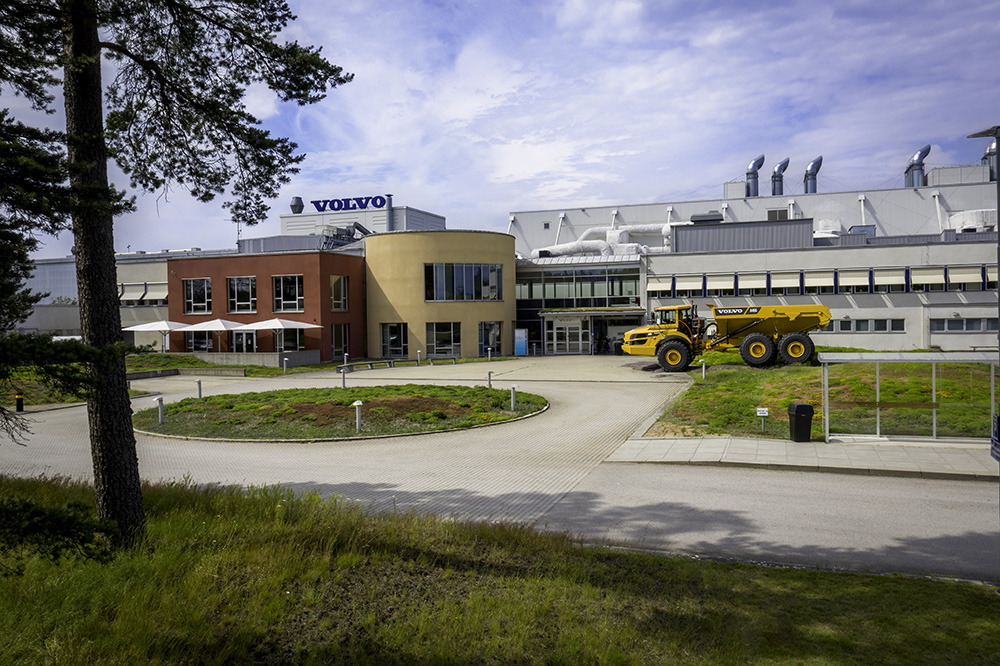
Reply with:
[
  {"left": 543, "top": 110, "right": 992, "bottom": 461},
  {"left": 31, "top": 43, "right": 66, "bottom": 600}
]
[{"left": 706, "top": 305, "right": 831, "bottom": 347}]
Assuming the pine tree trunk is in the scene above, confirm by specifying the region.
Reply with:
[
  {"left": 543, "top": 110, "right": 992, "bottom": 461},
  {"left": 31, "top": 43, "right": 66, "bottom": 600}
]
[{"left": 62, "top": 0, "right": 146, "bottom": 547}]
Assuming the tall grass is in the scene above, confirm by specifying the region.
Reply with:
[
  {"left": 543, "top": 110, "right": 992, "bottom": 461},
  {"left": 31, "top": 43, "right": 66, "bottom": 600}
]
[{"left": 2, "top": 477, "right": 998, "bottom": 664}]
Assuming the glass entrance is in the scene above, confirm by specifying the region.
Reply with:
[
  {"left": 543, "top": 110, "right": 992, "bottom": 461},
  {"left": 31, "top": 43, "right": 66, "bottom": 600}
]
[{"left": 545, "top": 318, "right": 590, "bottom": 354}]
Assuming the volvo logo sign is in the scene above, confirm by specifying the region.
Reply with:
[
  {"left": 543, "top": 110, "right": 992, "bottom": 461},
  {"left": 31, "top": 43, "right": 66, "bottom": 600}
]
[{"left": 311, "top": 196, "right": 387, "bottom": 212}]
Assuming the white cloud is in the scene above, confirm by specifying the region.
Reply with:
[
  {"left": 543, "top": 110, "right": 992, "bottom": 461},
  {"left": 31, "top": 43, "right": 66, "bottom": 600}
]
[{"left": 24, "top": 0, "right": 1000, "bottom": 258}]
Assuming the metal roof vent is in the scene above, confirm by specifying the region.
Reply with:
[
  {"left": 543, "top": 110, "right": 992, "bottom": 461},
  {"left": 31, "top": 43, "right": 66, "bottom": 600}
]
[
  {"left": 982, "top": 139, "right": 997, "bottom": 181},
  {"left": 745, "top": 154, "right": 765, "bottom": 197},
  {"left": 904, "top": 145, "right": 931, "bottom": 187},
  {"left": 771, "top": 158, "right": 790, "bottom": 196},
  {"left": 803, "top": 156, "right": 823, "bottom": 194}
]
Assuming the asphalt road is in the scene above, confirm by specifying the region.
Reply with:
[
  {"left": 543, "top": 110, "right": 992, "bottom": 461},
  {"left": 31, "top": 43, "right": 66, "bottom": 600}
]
[{"left": 2, "top": 356, "right": 998, "bottom": 582}]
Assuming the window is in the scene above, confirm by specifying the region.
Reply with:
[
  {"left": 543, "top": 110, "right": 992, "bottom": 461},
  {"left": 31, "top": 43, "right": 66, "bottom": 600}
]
[
  {"left": 227, "top": 277, "right": 256, "bottom": 313},
  {"left": 427, "top": 322, "right": 461, "bottom": 356},
  {"left": 424, "top": 263, "right": 503, "bottom": 301},
  {"left": 331, "top": 275, "right": 348, "bottom": 311},
  {"left": 767, "top": 209, "right": 789, "bottom": 221},
  {"left": 332, "top": 323, "right": 350, "bottom": 360},
  {"left": 183, "top": 278, "right": 212, "bottom": 314},
  {"left": 184, "top": 330, "right": 212, "bottom": 351},
  {"left": 275, "top": 329, "right": 304, "bottom": 352},
  {"left": 273, "top": 275, "right": 304, "bottom": 311},
  {"left": 381, "top": 323, "right": 408, "bottom": 357},
  {"left": 478, "top": 321, "right": 501, "bottom": 357}
]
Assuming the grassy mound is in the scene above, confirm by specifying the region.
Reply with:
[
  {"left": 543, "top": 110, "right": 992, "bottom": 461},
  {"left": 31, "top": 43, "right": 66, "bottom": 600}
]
[{"left": 133, "top": 384, "right": 547, "bottom": 439}]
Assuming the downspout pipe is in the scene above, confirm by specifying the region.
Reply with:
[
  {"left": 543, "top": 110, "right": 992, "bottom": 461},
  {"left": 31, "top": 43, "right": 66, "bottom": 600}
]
[
  {"left": 746, "top": 154, "right": 765, "bottom": 197},
  {"left": 771, "top": 158, "right": 790, "bottom": 196}
]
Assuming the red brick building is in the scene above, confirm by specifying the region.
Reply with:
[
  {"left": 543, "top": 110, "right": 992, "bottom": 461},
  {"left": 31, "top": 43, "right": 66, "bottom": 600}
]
[{"left": 166, "top": 251, "right": 365, "bottom": 363}]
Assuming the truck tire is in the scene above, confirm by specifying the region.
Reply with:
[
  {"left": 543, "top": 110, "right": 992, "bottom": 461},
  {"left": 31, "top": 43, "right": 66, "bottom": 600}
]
[
  {"left": 740, "top": 333, "right": 776, "bottom": 367},
  {"left": 778, "top": 332, "right": 815, "bottom": 364},
  {"left": 657, "top": 341, "right": 691, "bottom": 372}
]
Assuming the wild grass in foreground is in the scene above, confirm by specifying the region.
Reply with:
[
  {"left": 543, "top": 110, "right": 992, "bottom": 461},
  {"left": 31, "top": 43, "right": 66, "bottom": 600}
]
[
  {"left": 2, "top": 476, "right": 998, "bottom": 665},
  {"left": 133, "top": 385, "right": 547, "bottom": 439}
]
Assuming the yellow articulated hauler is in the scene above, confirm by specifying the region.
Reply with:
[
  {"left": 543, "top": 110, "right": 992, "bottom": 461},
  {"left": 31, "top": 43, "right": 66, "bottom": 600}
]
[{"left": 622, "top": 304, "right": 832, "bottom": 372}]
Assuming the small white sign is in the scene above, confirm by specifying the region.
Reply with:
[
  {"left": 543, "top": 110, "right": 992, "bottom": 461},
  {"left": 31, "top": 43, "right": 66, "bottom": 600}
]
[{"left": 756, "top": 407, "right": 769, "bottom": 417}]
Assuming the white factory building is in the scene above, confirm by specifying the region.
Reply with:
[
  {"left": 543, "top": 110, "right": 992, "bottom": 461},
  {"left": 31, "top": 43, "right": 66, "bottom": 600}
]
[{"left": 507, "top": 142, "right": 998, "bottom": 354}]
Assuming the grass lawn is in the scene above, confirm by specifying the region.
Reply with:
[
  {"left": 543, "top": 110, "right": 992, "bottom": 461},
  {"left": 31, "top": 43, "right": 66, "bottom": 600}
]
[
  {"left": 133, "top": 385, "right": 547, "bottom": 439},
  {"left": 2, "top": 476, "right": 998, "bottom": 665},
  {"left": 648, "top": 351, "right": 995, "bottom": 440}
]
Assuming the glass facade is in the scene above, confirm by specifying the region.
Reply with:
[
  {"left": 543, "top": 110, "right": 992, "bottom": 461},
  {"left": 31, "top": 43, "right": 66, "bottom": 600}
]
[{"left": 424, "top": 263, "right": 503, "bottom": 301}]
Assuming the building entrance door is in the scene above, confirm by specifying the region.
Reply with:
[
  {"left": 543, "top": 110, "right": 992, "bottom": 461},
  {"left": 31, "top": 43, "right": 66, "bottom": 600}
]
[{"left": 546, "top": 318, "right": 590, "bottom": 354}]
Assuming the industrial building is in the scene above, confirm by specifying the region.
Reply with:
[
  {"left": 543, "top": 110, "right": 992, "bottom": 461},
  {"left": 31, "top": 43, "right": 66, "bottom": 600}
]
[
  {"left": 16, "top": 138, "right": 1000, "bottom": 362},
  {"left": 508, "top": 142, "right": 998, "bottom": 353}
]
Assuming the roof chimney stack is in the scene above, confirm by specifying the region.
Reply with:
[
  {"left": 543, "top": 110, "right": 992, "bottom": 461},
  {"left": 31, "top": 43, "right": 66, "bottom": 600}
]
[
  {"left": 904, "top": 145, "right": 931, "bottom": 187},
  {"left": 771, "top": 158, "right": 790, "bottom": 196},
  {"left": 803, "top": 156, "right": 823, "bottom": 194},
  {"left": 745, "top": 154, "right": 765, "bottom": 197}
]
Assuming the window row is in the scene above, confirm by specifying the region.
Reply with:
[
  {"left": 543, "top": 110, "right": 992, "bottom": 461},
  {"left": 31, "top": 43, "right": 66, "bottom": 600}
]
[
  {"left": 184, "top": 328, "right": 306, "bottom": 353},
  {"left": 182, "top": 275, "right": 349, "bottom": 314},
  {"left": 820, "top": 319, "right": 906, "bottom": 333},
  {"left": 929, "top": 318, "right": 999, "bottom": 333},
  {"left": 424, "top": 263, "right": 503, "bottom": 302},
  {"left": 379, "top": 322, "right": 504, "bottom": 358},
  {"left": 652, "top": 265, "right": 997, "bottom": 299},
  {"left": 515, "top": 267, "right": 641, "bottom": 308},
  {"left": 183, "top": 324, "right": 352, "bottom": 356}
]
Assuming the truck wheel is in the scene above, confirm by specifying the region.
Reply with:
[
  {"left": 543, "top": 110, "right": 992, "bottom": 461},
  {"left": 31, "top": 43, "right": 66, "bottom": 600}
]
[
  {"left": 740, "top": 333, "right": 776, "bottom": 367},
  {"left": 657, "top": 341, "right": 690, "bottom": 372},
  {"left": 778, "top": 332, "right": 814, "bottom": 364}
]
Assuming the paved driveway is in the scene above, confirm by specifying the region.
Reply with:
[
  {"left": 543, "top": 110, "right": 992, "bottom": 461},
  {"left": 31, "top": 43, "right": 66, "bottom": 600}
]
[{"left": 3, "top": 355, "right": 997, "bottom": 581}]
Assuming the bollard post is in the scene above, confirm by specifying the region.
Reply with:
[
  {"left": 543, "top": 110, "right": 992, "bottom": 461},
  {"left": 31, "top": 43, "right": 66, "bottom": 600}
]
[
  {"left": 699, "top": 359, "right": 706, "bottom": 379},
  {"left": 353, "top": 400, "right": 363, "bottom": 433},
  {"left": 15, "top": 394, "right": 23, "bottom": 413},
  {"left": 341, "top": 368, "right": 346, "bottom": 389},
  {"left": 283, "top": 357, "right": 288, "bottom": 374},
  {"left": 417, "top": 350, "right": 421, "bottom": 365},
  {"left": 154, "top": 396, "right": 164, "bottom": 425},
  {"left": 195, "top": 379, "right": 202, "bottom": 398},
  {"left": 532, "top": 343, "right": 537, "bottom": 357},
  {"left": 488, "top": 348, "right": 492, "bottom": 361},
  {"left": 510, "top": 385, "right": 519, "bottom": 411},
  {"left": 487, "top": 371, "right": 493, "bottom": 388}
]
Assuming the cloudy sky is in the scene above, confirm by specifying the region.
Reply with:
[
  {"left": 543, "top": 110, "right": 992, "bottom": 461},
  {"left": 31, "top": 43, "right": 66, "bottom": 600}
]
[{"left": 29, "top": 0, "right": 1000, "bottom": 258}]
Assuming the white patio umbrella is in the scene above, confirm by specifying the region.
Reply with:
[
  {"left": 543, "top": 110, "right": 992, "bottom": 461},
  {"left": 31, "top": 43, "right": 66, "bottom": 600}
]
[
  {"left": 233, "top": 318, "right": 322, "bottom": 330},
  {"left": 122, "top": 320, "right": 187, "bottom": 352},
  {"left": 176, "top": 319, "right": 244, "bottom": 352},
  {"left": 234, "top": 318, "right": 321, "bottom": 355}
]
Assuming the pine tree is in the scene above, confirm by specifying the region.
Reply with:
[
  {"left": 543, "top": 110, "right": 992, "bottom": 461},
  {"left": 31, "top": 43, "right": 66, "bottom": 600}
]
[{"left": 0, "top": 0, "right": 351, "bottom": 546}]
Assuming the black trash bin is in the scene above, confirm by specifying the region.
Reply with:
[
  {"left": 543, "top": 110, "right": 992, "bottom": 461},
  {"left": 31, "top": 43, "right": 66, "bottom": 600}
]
[{"left": 788, "top": 402, "right": 814, "bottom": 442}]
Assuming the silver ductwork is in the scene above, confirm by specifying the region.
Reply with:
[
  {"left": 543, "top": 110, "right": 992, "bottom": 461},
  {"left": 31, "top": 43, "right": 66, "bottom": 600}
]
[
  {"left": 771, "top": 158, "right": 790, "bottom": 196},
  {"left": 982, "top": 139, "right": 997, "bottom": 182},
  {"left": 530, "top": 240, "right": 614, "bottom": 258},
  {"left": 904, "top": 145, "right": 931, "bottom": 187},
  {"left": 803, "top": 156, "right": 823, "bottom": 194},
  {"left": 746, "top": 154, "right": 765, "bottom": 197}
]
